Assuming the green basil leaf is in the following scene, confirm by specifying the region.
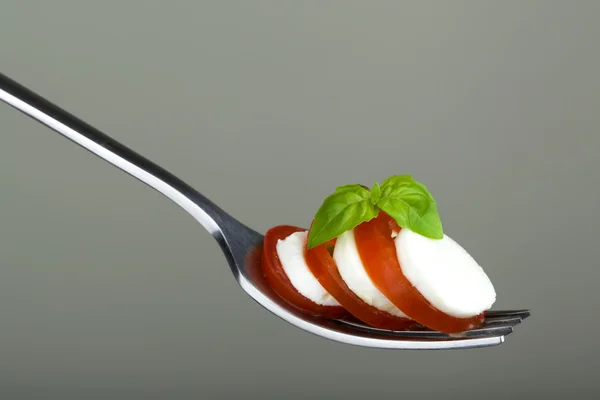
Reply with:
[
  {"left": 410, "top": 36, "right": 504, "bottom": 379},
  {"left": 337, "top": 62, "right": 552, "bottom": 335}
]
[
  {"left": 377, "top": 177, "right": 444, "bottom": 239},
  {"left": 307, "top": 186, "right": 379, "bottom": 248},
  {"left": 370, "top": 182, "right": 381, "bottom": 205},
  {"left": 382, "top": 174, "right": 413, "bottom": 187}
]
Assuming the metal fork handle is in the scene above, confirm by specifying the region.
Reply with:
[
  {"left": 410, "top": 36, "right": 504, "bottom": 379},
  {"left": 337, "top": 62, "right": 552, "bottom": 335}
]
[{"left": 0, "top": 72, "right": 239, "bottom": 239}]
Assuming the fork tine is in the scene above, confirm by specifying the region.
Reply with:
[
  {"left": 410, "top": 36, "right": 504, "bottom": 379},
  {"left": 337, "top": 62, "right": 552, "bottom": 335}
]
[
  {"left": 394, "top": 326, "right": 514, "bottom": 340},
  {"left": 485, "top": 309, "right": 531, "bottom": 320},
  {"left": 482, "top": 317, "right": 522, "bottom": 328},
  {"left": 337, "top": 320, "right": 514, "bottom": 340}
]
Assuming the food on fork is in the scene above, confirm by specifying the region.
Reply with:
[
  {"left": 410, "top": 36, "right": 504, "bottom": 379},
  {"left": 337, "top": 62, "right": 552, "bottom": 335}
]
[{"left": 261, "top": 175, "right": 496, "bottom": 333}]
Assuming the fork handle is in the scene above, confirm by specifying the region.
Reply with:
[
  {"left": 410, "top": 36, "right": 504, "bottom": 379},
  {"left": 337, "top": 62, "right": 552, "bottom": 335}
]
[{"left": 0, "top": 72, "right": 240, "bottom": 238}]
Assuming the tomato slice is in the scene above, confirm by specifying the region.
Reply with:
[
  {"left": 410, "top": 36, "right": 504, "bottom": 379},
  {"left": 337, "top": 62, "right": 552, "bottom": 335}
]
[
  {"left": 305, "top": 241, "right": 416, "bottom": 331},
  {"left": 262, "top": 225, "right": 348, "bottom": 319},
  {"left": 354, "top": 213, "right": 484, "bottom": 333}
]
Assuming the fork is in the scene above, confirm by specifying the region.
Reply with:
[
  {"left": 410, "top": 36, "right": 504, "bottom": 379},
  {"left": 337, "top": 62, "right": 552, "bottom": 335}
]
[{"left": 0, "top": 72, "right": 530, "bottom": 350}]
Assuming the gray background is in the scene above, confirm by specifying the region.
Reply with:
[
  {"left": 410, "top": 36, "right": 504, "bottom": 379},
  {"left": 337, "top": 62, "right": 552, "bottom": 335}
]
[{"left": 1, "top": 1, "right": 598, "bottom": 399}]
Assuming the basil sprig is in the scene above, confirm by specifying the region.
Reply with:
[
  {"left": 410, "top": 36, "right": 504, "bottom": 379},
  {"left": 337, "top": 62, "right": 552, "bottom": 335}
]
[{"left": 307, "top": 175, "right": 444, "bottom": 249}]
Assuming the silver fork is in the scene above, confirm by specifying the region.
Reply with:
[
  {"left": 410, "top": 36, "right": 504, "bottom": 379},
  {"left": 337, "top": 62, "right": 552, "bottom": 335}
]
[{"left": 0, "top": 73, "right": 530, "bottom": 350}]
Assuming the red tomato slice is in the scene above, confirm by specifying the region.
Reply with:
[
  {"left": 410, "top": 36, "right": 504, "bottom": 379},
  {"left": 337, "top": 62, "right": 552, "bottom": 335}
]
[
  {"left": 305, "top": 242, "right": 416, "bottom": 331},
  {"left": 262, "top": 225, "right": 348, "bottom": 319},
  {"left": 354, "top": 213, "right": 484, "bottom": 333}
]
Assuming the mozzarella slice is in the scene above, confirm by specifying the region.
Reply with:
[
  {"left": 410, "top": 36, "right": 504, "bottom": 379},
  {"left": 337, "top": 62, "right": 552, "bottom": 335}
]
[
  {"left": 276, "top": 231, "right": 340, "bottom": 306},
  {"left": 395, "top": 229, "right": 496, "bottom": 318},
  {"left": 334, "top": 230, "right": 408, "bottom": 318}
]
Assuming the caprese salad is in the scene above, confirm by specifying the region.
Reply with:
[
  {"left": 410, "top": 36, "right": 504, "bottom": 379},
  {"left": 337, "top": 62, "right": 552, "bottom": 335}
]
[{"left": 261, "top": 175, "right": 496, "bottom": 333}]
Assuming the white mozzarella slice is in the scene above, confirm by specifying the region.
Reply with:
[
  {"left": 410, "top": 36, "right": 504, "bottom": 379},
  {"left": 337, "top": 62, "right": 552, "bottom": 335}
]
[
  {"left": 276, "top": 231, "right": 340, "bottom": 306},
  {"left": 334, "top": 230, "right": 407, "bottom": 318},
  {"left": 395, "top": 229, "right": 496, "bottom": 318}
]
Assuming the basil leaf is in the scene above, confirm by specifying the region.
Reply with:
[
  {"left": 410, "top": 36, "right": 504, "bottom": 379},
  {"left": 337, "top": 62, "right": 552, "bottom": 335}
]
[
  {"left": 382, "top": 174, "right": 413, "bottom": 187},
  {"left": 377, "top": 177, "right": 444, "bottom": 239},
  {"left": 307, "top": 186, "right": 379, "bottom": 248},
  {"left": 370, "top": 182, "right": 381, "bottom": 205}
]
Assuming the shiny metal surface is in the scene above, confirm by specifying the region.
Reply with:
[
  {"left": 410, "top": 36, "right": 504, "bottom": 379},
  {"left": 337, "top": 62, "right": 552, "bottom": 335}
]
[{"left": 0, "top": 72, "right": 530, "bottom": 350}]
